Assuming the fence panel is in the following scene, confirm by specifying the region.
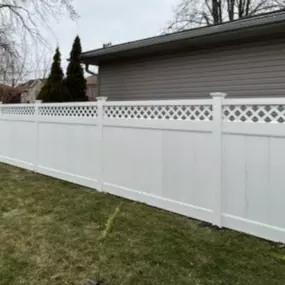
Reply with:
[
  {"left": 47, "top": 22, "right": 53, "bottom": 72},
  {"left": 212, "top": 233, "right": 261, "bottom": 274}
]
[
  {"left": 0, "top": 104, "right": 36, "bottom": 170},
  {"left": 222, "top": 98, "right": 285, "bottom": 242},
  {"left": 102, "top": 121, "right": 215, "bottom": 223}
]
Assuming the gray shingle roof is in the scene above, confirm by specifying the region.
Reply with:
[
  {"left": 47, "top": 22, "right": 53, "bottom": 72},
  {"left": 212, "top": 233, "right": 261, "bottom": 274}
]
[{"left": 81, "top": 10, "right": 285, "bottom": 65}]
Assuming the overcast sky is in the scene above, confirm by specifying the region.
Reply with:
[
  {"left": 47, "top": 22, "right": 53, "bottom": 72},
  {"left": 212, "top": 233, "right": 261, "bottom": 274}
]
[{"left": 46, "top": 0, "right": 179, "bottom": 71}]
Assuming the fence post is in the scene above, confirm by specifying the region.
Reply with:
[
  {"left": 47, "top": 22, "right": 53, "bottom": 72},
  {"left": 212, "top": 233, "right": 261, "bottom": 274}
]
[
  {"left": 34, "top": 100, "right": 42, "bottom": 172},
  {"left": 96, "top": 96, "right": 108, "bottom": 191},
  {"left": 210, "top": 92, "right": 227, "bottom": 227}
]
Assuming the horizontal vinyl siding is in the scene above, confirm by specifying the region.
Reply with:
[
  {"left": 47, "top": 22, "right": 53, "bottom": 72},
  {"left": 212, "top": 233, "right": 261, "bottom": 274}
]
[{"left": 99, "top": 38, "right": 285, "bottom": 100}]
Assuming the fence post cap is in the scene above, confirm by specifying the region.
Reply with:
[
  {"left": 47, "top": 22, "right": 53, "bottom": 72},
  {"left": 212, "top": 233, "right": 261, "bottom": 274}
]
[
  {"left": 35, "top": 100, "right": 42, "bottom": 104},
  {"left": 96, "top": 96, "right": 108, "bottom": 102},
  {"left": 210, "top": 92, "right": 227, "bottom": 98}
]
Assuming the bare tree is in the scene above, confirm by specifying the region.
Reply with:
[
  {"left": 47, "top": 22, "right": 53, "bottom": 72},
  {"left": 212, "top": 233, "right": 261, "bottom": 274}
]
[
  {"left": 0, "top": 37, "right": 52, "bottom": 86},
  {"left": 0, "top": 0, "right": 77, "bottom": 47},
  {"left": 0, "top": 0, "right": 78, "bottom": 86},
  {"left": 165, "top": 0, "right": 285, "bottom": 33}
]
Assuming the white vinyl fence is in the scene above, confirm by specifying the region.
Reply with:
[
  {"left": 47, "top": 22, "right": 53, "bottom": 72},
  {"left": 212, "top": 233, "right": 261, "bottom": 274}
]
[{"left": 1, "top": 93, "right": 285, "bottom": 243}]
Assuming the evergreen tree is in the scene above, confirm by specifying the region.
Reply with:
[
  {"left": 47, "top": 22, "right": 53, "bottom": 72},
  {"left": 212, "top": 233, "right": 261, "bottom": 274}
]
[
  {"left": 65, "top": 35, "right": 87, "bottom": 101},
  {"left": 38, "top": 48, "right": 70, "bottom": 102}
]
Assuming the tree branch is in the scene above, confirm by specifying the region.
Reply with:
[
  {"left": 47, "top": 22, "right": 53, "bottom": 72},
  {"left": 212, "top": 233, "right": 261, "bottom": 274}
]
[
  {"left": 166, "top": 0, "right": 285, "bottom": 33},
  {"left": 0, "top": 0, "right": 77, "bottom": 85}
]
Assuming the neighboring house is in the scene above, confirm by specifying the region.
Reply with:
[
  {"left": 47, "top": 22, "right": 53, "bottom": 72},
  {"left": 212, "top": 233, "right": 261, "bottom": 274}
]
[
  {"left": 80, "top": 11, "right": 285, "bottom": 100},
  {"left": 0, "top": 84, "right": 21, "bottom": 103},
  {"left": 18, "top": 79, "right": 44, "bottom": 103},
  {"left": 86, "top": 75, "right": 98, "bottom": 101}
]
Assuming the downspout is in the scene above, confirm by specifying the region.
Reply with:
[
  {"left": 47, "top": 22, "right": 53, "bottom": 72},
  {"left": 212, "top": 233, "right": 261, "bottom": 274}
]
[{"left": 85, "top": 64, "right": 96, "bottom": 76}]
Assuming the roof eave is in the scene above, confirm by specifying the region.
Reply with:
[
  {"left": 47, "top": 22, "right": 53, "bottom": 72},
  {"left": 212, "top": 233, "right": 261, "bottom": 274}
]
[{"left": 81, "top": 11, "right": 285, "bottom": 65}]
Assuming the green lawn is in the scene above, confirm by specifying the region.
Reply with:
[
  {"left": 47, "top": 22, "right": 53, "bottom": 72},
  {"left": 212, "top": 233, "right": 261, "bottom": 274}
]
[{"left": 0, "top": 163, "right": 285, "bottom": 285}]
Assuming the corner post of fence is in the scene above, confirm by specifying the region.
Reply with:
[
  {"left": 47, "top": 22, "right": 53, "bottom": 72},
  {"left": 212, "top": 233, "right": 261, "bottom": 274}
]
[
  {"left": 210, "top": 92, "right": 227, "bottom": 227},
  {"left": 96, "top": 96, "right": 108, "bottom": 191},
  {"left": 34, "top": 100, "right": 42, "bottom": 172}
]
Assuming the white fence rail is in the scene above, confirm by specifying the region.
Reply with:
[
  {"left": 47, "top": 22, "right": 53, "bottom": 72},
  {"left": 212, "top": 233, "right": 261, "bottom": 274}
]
[{"left": 1, "top": 94, "right": 285, "bottom": 243}]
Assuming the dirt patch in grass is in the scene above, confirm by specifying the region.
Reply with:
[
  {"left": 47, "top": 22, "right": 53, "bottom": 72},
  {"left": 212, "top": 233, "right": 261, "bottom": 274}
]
[{"left": 0, "top": 163, "right": 285, "bottom": 285}]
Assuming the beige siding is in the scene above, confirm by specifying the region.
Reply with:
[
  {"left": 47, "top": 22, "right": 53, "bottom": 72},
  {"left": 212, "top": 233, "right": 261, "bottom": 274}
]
[
  {"left": 99, "top": 38, "right": 285, "bottom": 100},
  {"left": 86, "top": 84, "right": 98, "bottom": 101}
]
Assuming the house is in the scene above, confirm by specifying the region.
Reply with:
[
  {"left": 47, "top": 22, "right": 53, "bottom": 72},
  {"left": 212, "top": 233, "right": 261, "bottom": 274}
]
[
  {"left": 0, "top": 84, "right": 21, "bottom": 103},
  {"left": 86, "top": 75, "right": 98, "bottom": 101},
  {"left": 18, "top": 79, "right": 44, "bottom": 103},
  {"left": 80, "top": 11, "right": 285, "bottom": 100}
]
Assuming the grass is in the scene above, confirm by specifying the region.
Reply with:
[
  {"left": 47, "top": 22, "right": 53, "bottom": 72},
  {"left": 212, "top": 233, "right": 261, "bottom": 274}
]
[{"left": 0, "top": 163, "right": 285, "bottom": 285}]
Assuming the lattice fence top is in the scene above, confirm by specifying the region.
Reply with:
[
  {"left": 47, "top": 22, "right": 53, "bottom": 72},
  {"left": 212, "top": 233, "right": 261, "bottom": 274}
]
[
  {"left": 104, "top": 105, "right": 213, "bottom": 121},
  {"left": 39, "top": 105, "right": 98, "bottom": 117},
  {"left": 223, "top": 105, "right": 285, "bottom": 123},
  {"left": 1, "top": 101, "right": 285, "bottom": 124},
  {"left": 0, "top": 106, "right": 35, "bottom": 116}
]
